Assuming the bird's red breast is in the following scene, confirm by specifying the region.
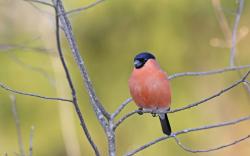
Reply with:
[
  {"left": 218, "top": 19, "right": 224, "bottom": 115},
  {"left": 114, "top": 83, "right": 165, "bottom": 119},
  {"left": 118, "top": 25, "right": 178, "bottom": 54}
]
[{"left": 128, "top": 59, "right": 171, "bottom": 109}]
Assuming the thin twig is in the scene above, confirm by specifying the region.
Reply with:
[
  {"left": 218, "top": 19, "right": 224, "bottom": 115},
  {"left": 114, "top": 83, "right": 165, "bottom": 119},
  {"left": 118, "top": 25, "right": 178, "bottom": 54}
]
[
  {"left": 29, "top": 126, "right": 35, "bottom": 156},
  {"left": 114, "top": 110, "right": 137, "bottom": 130},
  {"left": 211, "top": 0, "right": 232, "bottom": 43},
  {"left": 111, "top": 98, "right": 132, "bottom": 119},
  {"left": 230, "top": 0, "right": 244, "bottom": 67},
  {"left": 9, "top": 54, "right": 55, "bottom": 86},
  {"left": 65, "top": 0, "right": 105, "bottom": 16},
  {"left": 0, "top": 82, "right": 72, "bottom": 102},
  {"left": 0, "top": 36, "right": 53, "bottom": 54},
  {"left": 168, "top": 65, "right": 250, "bottom": 80},
  {"left": 125, "top": 115, "right": 250, "bottom": 156},
  {"left": 227, "top": 0, "right": 250, "bottom": 96},
  {"left": 23, "top": 0, "right": 54, "bottom": 7},
  {"left": 173, "top": 135, "right": 250, "bottom": 153},
  {"left": 169, "top": 70, "right": 250, "bottom": 113},
  {"left": 0, "top": 44, "right": 53, "bottom": 54},
  {"left": 54, "top": 1, "right": 100, "bottom": 155},
  {"left": 10, "top": 95, "right": 25, "bottom": 156}
]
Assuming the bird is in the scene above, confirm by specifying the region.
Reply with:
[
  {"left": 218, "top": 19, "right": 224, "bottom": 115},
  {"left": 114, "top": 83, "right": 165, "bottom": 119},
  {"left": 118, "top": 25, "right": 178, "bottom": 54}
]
[{"left": 128, "top": 52, "right": 172, "bottom": 135}]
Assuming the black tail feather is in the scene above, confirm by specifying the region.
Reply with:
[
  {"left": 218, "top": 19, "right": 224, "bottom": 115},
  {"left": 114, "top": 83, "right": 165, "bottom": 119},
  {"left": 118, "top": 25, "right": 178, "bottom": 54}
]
[{"left": 159, "top": 113, "right": 171, "bottom": 135}]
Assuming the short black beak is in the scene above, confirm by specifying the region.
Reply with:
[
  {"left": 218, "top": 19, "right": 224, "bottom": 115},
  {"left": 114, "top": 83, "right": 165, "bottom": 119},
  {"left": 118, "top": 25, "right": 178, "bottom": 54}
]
[{"left": 134, "top": 60, "right": 143, "bottom": 69}]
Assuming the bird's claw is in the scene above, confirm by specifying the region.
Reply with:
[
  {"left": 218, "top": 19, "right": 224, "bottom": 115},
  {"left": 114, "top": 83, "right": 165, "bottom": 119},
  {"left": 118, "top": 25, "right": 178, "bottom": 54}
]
[
  {"left": 151, "top": 113, "right": 156, "bottom": 117},
  {"left": 137, "top": 108, "right": 143, "bottom": 115}
]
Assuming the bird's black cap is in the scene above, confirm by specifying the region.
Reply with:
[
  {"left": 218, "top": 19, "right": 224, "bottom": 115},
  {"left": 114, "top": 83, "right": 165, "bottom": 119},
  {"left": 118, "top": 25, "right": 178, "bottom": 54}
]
[{"left": 133, "top": 52, "right": 155, "bottom": 69}]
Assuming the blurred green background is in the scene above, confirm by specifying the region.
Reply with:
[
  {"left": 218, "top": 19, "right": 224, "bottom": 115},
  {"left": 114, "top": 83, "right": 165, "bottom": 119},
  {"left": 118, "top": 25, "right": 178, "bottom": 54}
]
[{"left": 0, "top": 0, "right": 250, "bottom": 155}]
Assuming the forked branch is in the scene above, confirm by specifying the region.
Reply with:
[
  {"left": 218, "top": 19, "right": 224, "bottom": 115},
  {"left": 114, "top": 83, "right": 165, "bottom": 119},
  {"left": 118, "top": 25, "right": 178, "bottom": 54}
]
[
  {"left": 126, "top": 115, "right": 250, "bottom": 155},
  {"left": 114, "top": 70, "right": 250, "bottom": 129}
]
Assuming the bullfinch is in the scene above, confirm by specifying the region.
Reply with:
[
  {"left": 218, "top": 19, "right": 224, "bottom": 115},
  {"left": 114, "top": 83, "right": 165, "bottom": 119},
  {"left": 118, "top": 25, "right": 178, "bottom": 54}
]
[{"left": 128, "top": 52, "right": 172, "bottom": 135}]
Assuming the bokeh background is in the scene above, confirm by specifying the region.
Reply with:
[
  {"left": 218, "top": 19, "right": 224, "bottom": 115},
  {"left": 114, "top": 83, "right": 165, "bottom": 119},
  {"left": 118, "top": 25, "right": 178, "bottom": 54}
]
[{"left": 0, "top": 0, "right": 250, "bottom": 155}]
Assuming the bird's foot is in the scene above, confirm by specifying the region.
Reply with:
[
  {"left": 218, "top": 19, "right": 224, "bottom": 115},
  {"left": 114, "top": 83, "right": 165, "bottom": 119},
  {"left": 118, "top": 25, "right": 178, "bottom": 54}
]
[
  {"left": 151, "top": 109, "right": 157, "bottom": 117},
  {"left": 137, "top": 108, "right": 143, "bottom": 115},
  {"left": 151, "top": 113, "right": 157, "bottom": 117}
]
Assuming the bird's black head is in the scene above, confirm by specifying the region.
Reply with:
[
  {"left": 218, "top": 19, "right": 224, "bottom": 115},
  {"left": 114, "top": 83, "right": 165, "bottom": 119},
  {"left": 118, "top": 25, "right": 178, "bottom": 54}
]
[{"left": 133, "top": 52, "right": 156, "bottom": 69}]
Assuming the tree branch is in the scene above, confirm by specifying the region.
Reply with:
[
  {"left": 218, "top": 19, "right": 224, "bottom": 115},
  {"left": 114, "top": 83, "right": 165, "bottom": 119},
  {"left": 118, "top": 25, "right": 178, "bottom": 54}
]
[
  {"left": 52, "top": 0, "right": 110, "bottom": 123},
  {"left": 0, "top": 82, "right": 72, "bottom": 102},
  {"left": 65, "top": 0, "right": 105, "bottom": 16},
  {"left": 111, "top": 98, "right": 132, "bottom": 119},
  {"left": 211, "top": 0, "right": 232, "bottom": 44},
  {"left": 23, "top": 0, "right": 54, "bottom": 8},
  {"left": 169, "top": 70, "right": 250, "bottom": 113},
  {"left": 168, "top": 65, "right": 250, "bottom": 80},
  {"left": 29, "top": 126, "right": 35, "bottom": 156},
  {"left": 9, "top": 53, "right": 55, "bottom": 86},
  {"left": 173, "top": 134, "right": 250, "bottom": 153},
  {"left": 230, "top": 0, "right": 244, "bottom": 67},
  {"left": 227, "top": 0, "right": 250, "bottom": 96},
  {"left": 54, "top": 1, "right": 100, "bottom": 155},
  {"left": 10, "top": 95, "right": 25, "bottom": 156},
  {"left": 125, "top": 114, "right": 250, "bottom": 156},
  {"left": 0, "top": 43, "right": 53, "bottom": 54}
]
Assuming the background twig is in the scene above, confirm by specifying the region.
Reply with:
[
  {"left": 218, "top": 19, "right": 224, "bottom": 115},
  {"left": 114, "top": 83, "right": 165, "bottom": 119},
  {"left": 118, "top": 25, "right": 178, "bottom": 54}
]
[
  {"left": 65, "top": 0, "right": 105, "bottom": 16},
  {"left": 10, "top": 95, "right": 25, "bottom": 156},
  {"left": 173, "top": 135, "right": 250, "bottom": 153},
  {"left": 29, "top": 126, "right": 35, "bottom": 156},
  {"left": 23, "top": 0, "right": 54, "bottom": 7},
  {"left": 168, "top": 65, "right": 250, "bottom": 80},
  {"left": 230, "top": 0, "right": 244, "bottom": 67}
]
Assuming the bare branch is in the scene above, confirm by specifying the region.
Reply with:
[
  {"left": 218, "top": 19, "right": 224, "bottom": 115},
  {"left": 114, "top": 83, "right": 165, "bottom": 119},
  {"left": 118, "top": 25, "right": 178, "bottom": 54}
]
[
  {"left": 111, "top": 98, "right": 132, "bottom": 119},
  {"left": 168, "top": 65, "right": 250, "bottom": 80},
  {"left": 169, "top": 70, "right": 250, "bottom": 113},
  {"left": 0, "top": 44, "right": 53, "bottom": 54},
  {"left": 0, "top": 36, "right": 53, "bottom": 54},
  {"left": 29, "top": 126, "right": 35, "bottom": 156},
  {"left": 52, "top": 0, "right": 110, "bottom": 122},
  {"left": 213, "top": 0, "right": 250, "bottom": 97},
  {"left": 115, "top": 70, "right": 250, "bottom": 129},
  {"left": 53, "top": 1, "right": 117, "bottom": 155},
  {"left": 243, "top": 81, "right": 250, "bottom": 92},
  {"left": 23, "top": 0, "right": 54, "bottom": 7},
  {"left": 113, "top": 109, "right": 137, "bottom": 130},
  {"left": 10, "top": 95, "right": 25, "bottom": 156},
  {"left": 230, "top": 0, "right": 244, "bottom": 67},
  {"left": 125, "top": 115, "right": 250, "bottom": 156},
  {"left": 9, "top": 54, "right": 55, "bottom": 86},
  {"left": 65, "top": 0, "right": 105, "bottom": 16},
  {"left": 211, "top": 0, "right": 232, "bottom": 43},
  {"left": 54, "top": 2, "right": 100, "bottom": 155},
  {"left": 0, "top": 82, "right": 72, "bottom": 102},
  {"left": 226, "top": 0, "right": 250, "bottom": 96},
  {"left": 173, "top": 135, "right": 250, "bottom": 153}
]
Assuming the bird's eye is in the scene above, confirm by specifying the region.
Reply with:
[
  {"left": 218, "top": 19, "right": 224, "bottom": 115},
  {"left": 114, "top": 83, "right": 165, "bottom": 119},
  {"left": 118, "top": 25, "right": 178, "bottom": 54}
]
[{"left": 139, "top": 58, "right": 146, "bottom": 63}]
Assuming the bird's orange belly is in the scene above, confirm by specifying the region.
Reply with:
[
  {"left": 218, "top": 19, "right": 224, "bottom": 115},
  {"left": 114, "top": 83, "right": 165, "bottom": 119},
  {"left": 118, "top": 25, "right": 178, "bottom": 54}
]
[{"left": 129, "top": 76, "right": 171, "bottom": 110}]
